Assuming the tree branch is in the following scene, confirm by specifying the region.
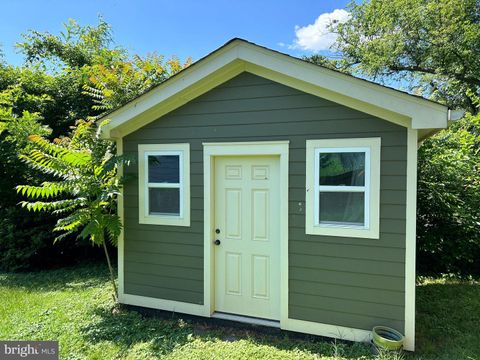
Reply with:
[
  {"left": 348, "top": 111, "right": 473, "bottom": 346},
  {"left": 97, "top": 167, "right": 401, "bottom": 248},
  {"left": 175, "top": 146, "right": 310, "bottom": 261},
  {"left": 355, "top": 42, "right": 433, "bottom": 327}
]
[{"left": 389, "top": 64, "right": 480, "bottom": 88}]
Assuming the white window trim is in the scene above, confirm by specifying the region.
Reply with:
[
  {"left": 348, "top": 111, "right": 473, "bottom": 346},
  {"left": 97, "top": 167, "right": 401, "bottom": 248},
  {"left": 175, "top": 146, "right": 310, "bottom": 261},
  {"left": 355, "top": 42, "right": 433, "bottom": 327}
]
[
  {"left": 138, "top": 143, "right": 190, "bottom": 226},
  {"left": 306, "top": 138, "right": 381, "bottom": 239}
]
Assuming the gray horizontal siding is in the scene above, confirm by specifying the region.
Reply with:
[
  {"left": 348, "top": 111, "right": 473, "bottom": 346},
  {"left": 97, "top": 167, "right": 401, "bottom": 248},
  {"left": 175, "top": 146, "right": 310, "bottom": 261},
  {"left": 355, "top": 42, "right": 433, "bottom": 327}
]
[
  {"left": 125, "top": 284, "right": 202, "bottom": 304},
  {"left": 290, "top": 280, "right": 404, "bottom": 306},
  {"left": 290, "top": 306, "right": 404, "bottom": 334},
  {"left": 122, "top": 72, "right": 407, "bottom": 332},
  {"left": 125, "top": 121, "right": 402, "bottom": 140},
  {"left": 289, "top": 254, "right": 405, "bottom": 276}
]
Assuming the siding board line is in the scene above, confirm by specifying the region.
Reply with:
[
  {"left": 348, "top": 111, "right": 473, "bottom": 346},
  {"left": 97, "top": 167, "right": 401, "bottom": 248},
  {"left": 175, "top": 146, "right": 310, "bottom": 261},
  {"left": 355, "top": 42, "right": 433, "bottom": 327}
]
[
  {"left": 290, "top": 241, "right": 406, "bottom": 262},
  {"left": 289, "top": 254, "right": 404, "bottom": 276},
  {"left": 290, "top": 267, "right": 404, "bottom": 291},
  {"left": 290, "top": 293, "right": 404, "bottom": 320},
  {"left": 290, "top": 305, "right": 404, "bottom": 333},
  {"left": 290, "top": 280, "right": 404, "bottom": 306},
  {"left": 124, "top": 284, "right": 203, "bottom": 304},
  {"left": 125, "top": 261, "right": 203, "bottom": 276},
  {"left": 290, "top": 304, "right": 404, "bottom": 323},
  {"left": 125, "top": 272, "right": 203, "bottom": 292}
]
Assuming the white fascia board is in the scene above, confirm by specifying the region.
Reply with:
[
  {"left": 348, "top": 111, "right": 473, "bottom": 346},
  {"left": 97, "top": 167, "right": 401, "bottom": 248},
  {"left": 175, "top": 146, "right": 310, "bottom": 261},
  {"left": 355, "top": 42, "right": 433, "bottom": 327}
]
[
  {"left": 102, "top": 39, "right": 449, "bottom": 139},
  {"left": 418, "top": 108, "right": 466, "bottom": 142},
  {"left": 448, "top": 109, "right": 466, "bottom": 122},
  {"left": 236, "top": 42, "right": 448, "bottom": 130},
  {"left": 102, "top": 42, "right": 243, "bottom": 138}
]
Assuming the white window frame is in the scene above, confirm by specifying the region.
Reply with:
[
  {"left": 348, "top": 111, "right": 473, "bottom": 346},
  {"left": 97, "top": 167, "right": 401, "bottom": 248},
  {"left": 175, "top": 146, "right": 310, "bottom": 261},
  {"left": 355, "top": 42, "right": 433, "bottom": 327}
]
[
  {"left": 138, "top": 143, "right": 190, "bottom": 226},
  {"left": 314, "top": 147, "right": 371, "bottom": 229},
  {"left": 306, "top": 138, "right": 381, "bottom": 239}
]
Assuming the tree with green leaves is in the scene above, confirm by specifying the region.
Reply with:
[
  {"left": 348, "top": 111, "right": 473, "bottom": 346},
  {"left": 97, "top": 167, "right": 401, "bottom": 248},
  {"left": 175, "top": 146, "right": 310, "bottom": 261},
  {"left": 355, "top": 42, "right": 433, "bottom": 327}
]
[
  {"left": 18, "top": 18, "right": 124, "bottom": 70},
  {"left": 328, "top": 0, "right": 480, "bottom": 113},
  {"left": 15, "top": 18, "right": 126, "bottom": 136},
  {"left": 84, "top": 53, "right": 191, "bottom": 114},
  {"left": 0, "top": 65, "right": 72, "bottom": 271},
  {"left": 0, "top": 19, "right": 120, "bottom": 271},
  {"left": 0, "top": 17, "right": 191, "bottom": 272},
  {"left": 417, "top": 110, "right": 480, "bottom": 275}
]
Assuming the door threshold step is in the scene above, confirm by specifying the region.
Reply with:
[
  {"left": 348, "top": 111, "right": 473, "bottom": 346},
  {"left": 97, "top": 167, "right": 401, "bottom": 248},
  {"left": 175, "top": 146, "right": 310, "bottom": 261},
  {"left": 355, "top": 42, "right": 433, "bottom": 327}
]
[{"left": 212, "top": 312, "right": 280, "bottom": 328}]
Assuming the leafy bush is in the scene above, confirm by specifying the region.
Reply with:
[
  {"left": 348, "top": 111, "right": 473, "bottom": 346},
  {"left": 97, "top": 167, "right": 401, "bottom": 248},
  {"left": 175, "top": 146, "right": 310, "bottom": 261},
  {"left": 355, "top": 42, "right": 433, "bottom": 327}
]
[
  {"left": 0, "top": 206, "right": 105, "bottom": 271},
  {"left": 417, "top": 113, "right": 480, "bottom": 276}
]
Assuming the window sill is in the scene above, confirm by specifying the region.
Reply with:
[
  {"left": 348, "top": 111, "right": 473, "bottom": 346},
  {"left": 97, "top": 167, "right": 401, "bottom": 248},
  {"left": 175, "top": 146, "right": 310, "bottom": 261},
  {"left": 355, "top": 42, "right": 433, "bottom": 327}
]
[
  {"left": 306, "top": 225, "right": 379, "bottom": 239},
  {"left": 139, "top": 215, "right": 190, "bottom": 227}
]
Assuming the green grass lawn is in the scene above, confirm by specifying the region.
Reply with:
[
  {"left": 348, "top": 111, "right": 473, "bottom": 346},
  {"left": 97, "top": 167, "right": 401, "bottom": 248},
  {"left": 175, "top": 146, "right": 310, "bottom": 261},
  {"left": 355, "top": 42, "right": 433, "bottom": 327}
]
[{"left": 0, "top": 264, "right": 479, "bottom": 359}]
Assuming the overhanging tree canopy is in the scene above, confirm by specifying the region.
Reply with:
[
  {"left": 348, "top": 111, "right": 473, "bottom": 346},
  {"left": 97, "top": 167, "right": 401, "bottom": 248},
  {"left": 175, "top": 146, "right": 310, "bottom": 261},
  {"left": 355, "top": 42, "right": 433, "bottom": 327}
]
[{"left": 334, "top": 0, "right": 480, "bottom": 113}]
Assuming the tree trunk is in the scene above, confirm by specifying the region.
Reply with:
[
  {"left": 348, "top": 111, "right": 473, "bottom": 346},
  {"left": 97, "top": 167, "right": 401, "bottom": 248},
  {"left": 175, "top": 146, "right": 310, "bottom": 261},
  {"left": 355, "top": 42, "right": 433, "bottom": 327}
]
[{"left": 103, "top": 241, "right": 118, "bottom": 303}]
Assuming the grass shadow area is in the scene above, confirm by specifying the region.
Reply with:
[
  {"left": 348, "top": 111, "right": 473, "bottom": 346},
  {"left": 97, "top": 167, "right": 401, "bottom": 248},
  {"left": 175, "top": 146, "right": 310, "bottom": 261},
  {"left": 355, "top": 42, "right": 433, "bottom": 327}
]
[
  {"left": 80, "top": 304, "right": 372, "bottom": 359},
  {"left": 81, "top": 306, "right": 194, "bottom": 356},
  {"left": 415, "top": 279, "right": 480, "bottom": 359},
  {"left": 0, "top": 261, "right": 110, "bottom": 292}
]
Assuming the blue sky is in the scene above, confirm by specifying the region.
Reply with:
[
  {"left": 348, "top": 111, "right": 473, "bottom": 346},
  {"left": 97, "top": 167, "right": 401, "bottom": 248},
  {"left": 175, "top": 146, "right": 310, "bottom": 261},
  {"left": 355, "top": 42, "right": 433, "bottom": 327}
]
[{"left": 1, "top": 0, "right": 352, "bottom": 66}]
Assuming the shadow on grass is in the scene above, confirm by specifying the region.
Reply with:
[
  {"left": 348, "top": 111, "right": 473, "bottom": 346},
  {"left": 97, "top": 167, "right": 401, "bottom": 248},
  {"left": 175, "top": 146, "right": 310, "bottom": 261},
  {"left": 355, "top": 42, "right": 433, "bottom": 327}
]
[
  {"left": 0, "top": 261, "right": 110, "bottom": 292},
  {"left": 80, "top": 304, "right": 371, "bottom": 359},
  {"left": 415, "top": 281, "right": 480, "bottom": 359}
]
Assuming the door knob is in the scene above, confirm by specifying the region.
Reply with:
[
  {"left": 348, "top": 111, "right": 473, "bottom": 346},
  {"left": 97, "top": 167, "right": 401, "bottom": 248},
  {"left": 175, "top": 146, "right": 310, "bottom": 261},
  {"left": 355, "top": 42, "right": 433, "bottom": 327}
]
[{"left": 214, "top": 239, "right": 221, "bottom": 246}]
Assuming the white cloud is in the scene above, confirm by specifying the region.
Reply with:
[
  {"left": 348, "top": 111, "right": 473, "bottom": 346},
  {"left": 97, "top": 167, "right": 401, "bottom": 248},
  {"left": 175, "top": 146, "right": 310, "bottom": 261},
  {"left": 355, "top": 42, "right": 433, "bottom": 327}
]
[{"left": 292, "top": 9, "right": 350, "bottom": 52}]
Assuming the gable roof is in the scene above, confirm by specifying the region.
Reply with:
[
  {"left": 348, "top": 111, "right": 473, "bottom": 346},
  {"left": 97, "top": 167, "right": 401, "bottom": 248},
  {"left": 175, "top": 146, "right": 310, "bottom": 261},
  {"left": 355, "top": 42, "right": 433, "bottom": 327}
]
[{"left": 102, "top": 38, "right": 451, "bottom": 140}]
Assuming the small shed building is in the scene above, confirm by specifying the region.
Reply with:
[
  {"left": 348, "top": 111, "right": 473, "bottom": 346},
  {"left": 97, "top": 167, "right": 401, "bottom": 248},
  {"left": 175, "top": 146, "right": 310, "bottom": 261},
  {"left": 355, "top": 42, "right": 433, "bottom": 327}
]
[{"left": 102, "top": 39, "right": 452, "bottom": 351}]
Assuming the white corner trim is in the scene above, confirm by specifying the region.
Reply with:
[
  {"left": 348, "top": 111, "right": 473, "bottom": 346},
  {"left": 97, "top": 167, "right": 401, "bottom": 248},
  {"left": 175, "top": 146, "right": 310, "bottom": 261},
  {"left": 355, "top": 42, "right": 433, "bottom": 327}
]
[
  {"left": 305, "top": 138, "right": 381, "bottom": 239},
  {"left": 116, "top": 138, "right": 124, "bottom": 297},
  {"left": 119, "top": 293, "right": 208, "bottom": 317},
  {"left": 283, "top": 318, "right": 372, "bottom": 343},
  {"left": 137, "top": 143, "right": 191, "bottom": 227},
  {"left": 404, "top": 128, "right": 418, "bottom": 351},
  {"left": 203, "top": 141, "right": 289, "bottom": 324}
]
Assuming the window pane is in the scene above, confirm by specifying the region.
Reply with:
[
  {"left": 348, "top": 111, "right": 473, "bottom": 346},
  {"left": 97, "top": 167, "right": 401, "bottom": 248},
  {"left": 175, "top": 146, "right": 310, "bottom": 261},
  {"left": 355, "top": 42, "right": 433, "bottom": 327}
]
[
  {"left": 319, "top": 192, "right": 365, "bottom": 226},
  {"left": 148, "top": 155, "right": 180, "bottom": 183},
  {"left": 149, "top": 188, "right": 180, "bottom": 215},
  {"left": 319, "top": 152, "right": 365, "bottom": 186}
]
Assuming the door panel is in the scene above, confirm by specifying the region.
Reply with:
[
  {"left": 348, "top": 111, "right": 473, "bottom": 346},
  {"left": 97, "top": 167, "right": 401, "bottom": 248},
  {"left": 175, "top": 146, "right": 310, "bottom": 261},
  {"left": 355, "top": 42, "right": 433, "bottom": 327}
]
[
  {"left": 252, "top": 190, "right": 269, "bottom": 241},
  {"left": 214, "top": 156, "right": 280, "bottom": 320},
  {"left": 252, "top": 255, "right": 269, "bottom": 299},
  {"left": 225, "top": 189, "right": 242, "bottom": 239},
  {"left": 225, "top": 252, "right": 242, "bottom": 296}
]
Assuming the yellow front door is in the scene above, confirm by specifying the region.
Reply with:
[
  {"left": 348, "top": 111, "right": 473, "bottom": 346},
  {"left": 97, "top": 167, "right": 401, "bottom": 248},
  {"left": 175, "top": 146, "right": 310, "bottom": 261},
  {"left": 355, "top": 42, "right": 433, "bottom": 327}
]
[{"left": 214, "top": 156, "right": 280, "bottom": 320}]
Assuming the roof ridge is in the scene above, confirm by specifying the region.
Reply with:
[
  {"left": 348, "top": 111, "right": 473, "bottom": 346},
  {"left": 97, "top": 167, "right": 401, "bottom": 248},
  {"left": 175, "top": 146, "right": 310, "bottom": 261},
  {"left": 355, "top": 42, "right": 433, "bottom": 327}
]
[{"left": 99, "top": 38, "right": 446, "bottom": 121}]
